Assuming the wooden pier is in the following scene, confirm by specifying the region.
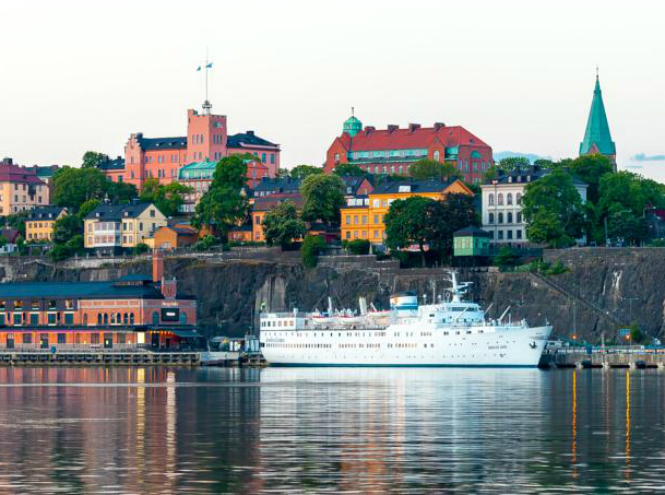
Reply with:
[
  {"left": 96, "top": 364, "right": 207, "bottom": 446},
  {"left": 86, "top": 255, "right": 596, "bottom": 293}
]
[{"left": 0, "top": 351, "right": 201, "bottom": 366}]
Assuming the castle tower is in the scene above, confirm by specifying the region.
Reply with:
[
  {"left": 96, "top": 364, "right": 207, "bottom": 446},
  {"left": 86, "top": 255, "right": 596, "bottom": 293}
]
[
  {"left": 579, "top": 72, "right": 616, "bottom": 170},
  {"left": 343, "top": 109, "right": 363, "bottom": 137}
]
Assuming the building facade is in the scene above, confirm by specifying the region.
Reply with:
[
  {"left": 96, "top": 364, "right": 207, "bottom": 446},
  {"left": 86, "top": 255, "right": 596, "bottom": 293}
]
[
  {"left": 84, "top": 202, "right": 167, "bottom": 253},
  {"left": 26, "top": 206, "right": 68, "bottom": 242},
  {"left": 480, "top": 167, "right": 588, "bottom": 248},
  {"left": 580, "top": 74, "right": 616, "bottom": 169},
  {"left": 340, "top": 178, "right": 474, "bottom": 244},
  {"left": 107, "top": 107, "right": 280, "bottom": 190},
  {"left": 0, "top": 252, "right": 198, "bottom": 350},
  {"left": 0, "top": 158, "right": 50, "bottom": 216},
  {"left": 324, "top": 114, "right": 493, "bottom": 184}
]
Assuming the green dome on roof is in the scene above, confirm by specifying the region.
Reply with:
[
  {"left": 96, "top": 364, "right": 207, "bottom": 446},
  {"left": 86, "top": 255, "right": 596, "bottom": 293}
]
[{"left": 343, "top": 115, "right": 363, "bottom": 137}]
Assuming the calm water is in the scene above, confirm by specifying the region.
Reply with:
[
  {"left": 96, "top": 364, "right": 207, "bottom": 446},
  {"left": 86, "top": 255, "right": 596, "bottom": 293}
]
[{"left": 0, "top": 367, "right": 663, "bottom": 494}]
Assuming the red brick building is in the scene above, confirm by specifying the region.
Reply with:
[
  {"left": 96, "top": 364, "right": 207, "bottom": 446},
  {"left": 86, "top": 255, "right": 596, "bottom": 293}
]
[
  {"left": 324, "top": 114, "right": 494, "bottom": 184},
  {"left": 0, "top": 251, "right": 199, "bottom": 350},
  {"left": 103, "top": 107, "right": 281, "bottom": 190}
]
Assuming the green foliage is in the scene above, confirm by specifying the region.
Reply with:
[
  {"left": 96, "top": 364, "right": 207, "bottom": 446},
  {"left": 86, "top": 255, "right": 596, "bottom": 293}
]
[
  {"left": 0, "top": 236, "right": 7, "bottom": 248},
  {"left": 497, "top": 156, "right": 530, "bottom": 172},
  {"left": 565, "top": 155, "right": 614, "bottom": 204},
  {"left": 48, "top": 244, "right": 71, "bottom": 261},
  {"left": 343, "top": 239, "right": 370, "bottom": 255},
  {"left": 53, "top": 214, "right": 82, "bottom": 245},
  {"left": 428, "top": 193, "right": 479, "bottom": 257},
  {"left": 78, "top": 199, "right": 101, "bottom": 219},
  {"left": 493, "top": 246, "right": 521, "bottom": 269},
  {"left": 521, "top": 169, "right": 586, "bottom": 248},
  {"left": 301, "top": 235, "right": 326, "bottom": 268},
  {"left": 408, "top": 159, "right": 459, "bottom": 181},
  {"left": 300, "top": 174, "right": 345, "bottom": 225},
  {"left": 193, "top": 235, "right": 220, "bottom": 252},
  {"left": 82, "top": 151, "right": 109, "bottom": 169},
  {"left": 289, "top": 165, "right": 324, "bottom": 180},
  {"left": 525, "top": 260, "right": 569, "bottom": 275},
  {"left": 607, "top": 209, "right": 648, "bottom": 246},
  {"left": 262, "top": 201, "right": 307, "bottom": 249},
  {"left": 483, "top": 165, "right": 498, "bottom": 181},
  {"left": 2, "top": 211, "right": 29, "bottom": 237},
  {"left": 48, "top": 233, "right": 84, "bottom": 261},
  {"left": 333, "top": 163, "right": 365, "bottom": 177},
  {"left": 139, "top": 178, "right": 192, "bottom": 217},
  {"left": 52, "top": 167, "right": 137, "bottom": 213},
  {"left": 193, "top": 155, "right": 249, "bottom": 239},
  {"left": 132, "top": 243, "right": 150, "bottom": 255}
]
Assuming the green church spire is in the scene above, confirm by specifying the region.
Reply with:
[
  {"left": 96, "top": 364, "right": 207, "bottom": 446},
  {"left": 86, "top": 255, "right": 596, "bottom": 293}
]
[{"left": 579, "top": 73, "right": 616, "bottom": 160}]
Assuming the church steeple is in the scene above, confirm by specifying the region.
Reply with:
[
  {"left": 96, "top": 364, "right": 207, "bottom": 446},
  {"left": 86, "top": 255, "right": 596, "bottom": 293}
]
[{"left": 579, "top": 71, "right": 616, "bottom": 167}]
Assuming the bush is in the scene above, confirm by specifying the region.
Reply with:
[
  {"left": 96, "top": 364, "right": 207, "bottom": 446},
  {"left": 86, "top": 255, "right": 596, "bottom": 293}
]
[
  {"left": 343, "top": 239, "right": 370, "bottom": 255},
  {"left": 193, "top": 235, "right": 220, "bottom": 252},
  {"left": 493, "top": 246, "right": 521, "bottom": 269},
  {"left": 132, "top": 243, "right": 150, "bottom": 255},
  {"left": 48, "top": 244, "right": 71, "bottom": 262},
  {"left": 301, "top": 235, "right": 326, "bottom": 268}
]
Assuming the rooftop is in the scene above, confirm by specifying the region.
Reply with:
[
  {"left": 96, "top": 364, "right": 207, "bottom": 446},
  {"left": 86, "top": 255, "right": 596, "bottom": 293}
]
[
  {"left": 27, "top": 206, "right": 66, "bottom": 221},
  {"left": 97, "top": 156, "right": 126, "bottom": 171},
  {"left": 85, "top": 201, "right": 160, "bottom": 221},
  {"left": 227, "top": 131, "right": 279, "bottom": 149},
  {"left": 136, "top": 134, "right": 187, "bottom": 151},
  {"left": 372, "top": 178, "right": 459, "bottom": 195}
]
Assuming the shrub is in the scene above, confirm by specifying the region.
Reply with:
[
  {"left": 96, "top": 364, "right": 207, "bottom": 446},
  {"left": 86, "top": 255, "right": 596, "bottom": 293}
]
[
  {"left": 301, "top": 235, "right": 326, "bottom": 268},
  {"left": 343, "top": 239, "right": 370, "bottom": 255},
  {"left": 493, "top": 246, "right": 520, "bottom": 269},
  {"left": 132, "top": 243, "right": 150, "bottom": 255},
  {"left": 193, "top": 235, "right": 220, "bottom": 252}
]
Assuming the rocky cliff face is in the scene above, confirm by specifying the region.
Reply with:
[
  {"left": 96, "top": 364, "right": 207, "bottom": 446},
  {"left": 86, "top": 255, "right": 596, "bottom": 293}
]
[{"left": 1, "top": 248, "right": 663, "bottom": 342}]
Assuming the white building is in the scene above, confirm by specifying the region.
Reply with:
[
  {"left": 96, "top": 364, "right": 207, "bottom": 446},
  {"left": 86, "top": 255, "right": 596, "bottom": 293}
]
[{"left": 480, "top": 167, "right": 587, "bottom": 248}]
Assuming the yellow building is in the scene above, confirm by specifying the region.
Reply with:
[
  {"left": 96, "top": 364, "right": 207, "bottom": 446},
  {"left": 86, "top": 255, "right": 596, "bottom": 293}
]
[
  {"left": 26, "top": 206, "right": 68, "bottom": 242},
  {"left": 84, "top": 201, "right": 167, "bottom": 253},
  {"left": 341, "top": 178, "right": 473, "bottom": 244}
]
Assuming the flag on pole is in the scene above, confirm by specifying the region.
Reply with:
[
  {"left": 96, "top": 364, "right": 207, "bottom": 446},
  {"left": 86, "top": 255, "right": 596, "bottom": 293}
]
[
  {"left": 197, "top": 66, "right": 202, "bottom": 71},
  {"left": 206, "top": 62, "right": 213, "bottom": 69}
]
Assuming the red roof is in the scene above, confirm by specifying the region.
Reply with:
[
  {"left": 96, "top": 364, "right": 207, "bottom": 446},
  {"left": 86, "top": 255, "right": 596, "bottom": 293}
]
[
  {"left": 337, "top": 125, "right": 490, "bottom": 152},
  {"left": 0, "top": 164, "right": 46, "bottom": 185}
]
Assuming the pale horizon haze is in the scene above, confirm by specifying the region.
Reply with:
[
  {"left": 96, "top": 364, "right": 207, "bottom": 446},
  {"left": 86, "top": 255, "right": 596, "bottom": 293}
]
[{"left": 2, "top": 0, "right": 665, "bottom": 180}]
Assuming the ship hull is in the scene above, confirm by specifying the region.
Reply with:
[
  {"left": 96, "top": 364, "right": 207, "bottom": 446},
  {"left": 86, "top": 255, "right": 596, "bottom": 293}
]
[{"left": 261, "top": 324, "right": 551, "bottom": 368}]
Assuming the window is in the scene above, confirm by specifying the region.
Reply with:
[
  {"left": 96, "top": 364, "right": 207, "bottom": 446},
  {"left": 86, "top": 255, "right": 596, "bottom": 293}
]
[
  {"left": 57, "top": 334, "right": 66, "bottom": 344},
  {"left": 433, "top": 150, "right": 440, "bottom": 161},
  {"left": 507, "top": 193, "right": 513, "bottom": 205},
  {"left": 498, "top": 213, "right": 504, "bottom": 224},
  {"left": 65, "top": 313, "right": 74, "bottom": 325},
  {"left": 488, "top": 213, "right": 494, "bottom": 224},
  {"left": 497, "top": 194, "right": 504, "bottom": 206},
  {"left": 517, "top": 212, "right": 522, "bottom": 223},
  {"left": 516, "top": 230, "right": 523, "bottom": 239},
  {"left": 498, "top": 230, "right": 504, "bottom": 240},
  {"left": 507, "top": 230, "right": 513, "bottom": 240},
  {"left": 516, "top": 193, "right": 522, "bottom": 204},
  {"left": 48, "top": 313, "right": 56, "bottom": 325},
  {"left": 345, "top": 215, "right": 350, "bottom": 225},
  {"left": 91, "top": 333, "right": 100, "bottom": 345},
  {"left": 13, "top": 313, "right": 21, "bottom": 325},
  {"left": 507, "top": 212, "right": 513, "bottom": 223},
  {"left": 23, "top": 333, "right": 32, "bottom": 344},
  {"left": 270, "top": 154, "right": 275, "bottom": 164},
  {"left": 152, "top": 312, "right": 159, "bottom": 325},
  {"left": 30, "top": 314, "right": 39, "bottom": 325},
  {"left": 488, "top": 194, "right": 494, "bottom": 206}
]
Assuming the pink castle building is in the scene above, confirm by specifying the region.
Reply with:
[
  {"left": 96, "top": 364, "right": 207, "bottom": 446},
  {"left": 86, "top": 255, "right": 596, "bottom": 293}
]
[{"left": 102, "top": 105, "right": 281, "bottom": 190}]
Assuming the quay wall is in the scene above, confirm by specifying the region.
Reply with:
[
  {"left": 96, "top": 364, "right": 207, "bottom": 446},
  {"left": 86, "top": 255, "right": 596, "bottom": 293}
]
[{"left": 0, "top": 247, "right": 664, "bottom": 342}]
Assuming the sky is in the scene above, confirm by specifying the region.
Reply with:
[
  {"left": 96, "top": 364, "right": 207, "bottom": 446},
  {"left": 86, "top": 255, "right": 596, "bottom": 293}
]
[{"left": 2, "top": 0, "right": 665, "bottom": 181}]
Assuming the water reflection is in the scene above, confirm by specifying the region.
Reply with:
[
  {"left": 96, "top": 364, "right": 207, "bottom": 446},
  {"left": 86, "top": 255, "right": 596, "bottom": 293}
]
[{"left": 0, "top": 367, "right": 663, "bottom": 493}]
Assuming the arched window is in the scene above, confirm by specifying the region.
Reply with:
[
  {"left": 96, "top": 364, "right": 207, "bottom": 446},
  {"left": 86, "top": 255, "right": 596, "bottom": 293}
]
[
  {"left": 129, "top": 313, "right": 135, "bottom": 325},
  {"left": 517, "top": 212, "right": 522, "bottom": 223},
  {"left": 433, "top": 150, "right": 440, "bottom": 162},
  {"left": 97, "top": 314, "right": 102, "bottom": 326},
  {"left": 507, "top": 193, "right": 513, "bottom": 205},
  {"left": 489, "top": 213, "right": 495, "bottom": 224},
  {"left": 152, "top": 312, "right": 159, "bottom": 326},
  {"left": 498, "top": 213, "right": 504, "bottom": 224},
  {"left": 497, "top": 194, "right": 504, "bottom": 206},
  {"left": 123, "top": 313, "right": 129, "bottom": 325},
  {"left": 103, "top": 314, "right": 109, "bottom": 326},
  {"left": 516, "top": 193, "right": 522, "bottom": 204},
  {"left": 179, "top": 312, "right": 187, "bottom": 325},
  {"left": 507, "top": 212, "right": 513, "bottom": 223},
  {"left": 488, "top": 194, "right": 494, "bottom": 206},
  {"left": 84, "top": 314, "right": 88, "bottom": 326}
]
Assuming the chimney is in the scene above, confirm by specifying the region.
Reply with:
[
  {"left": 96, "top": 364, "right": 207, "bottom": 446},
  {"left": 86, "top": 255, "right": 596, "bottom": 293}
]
[
  {"left": 1, "top": 158, "right": 13, "bottom": 166},
  {"left": 434, "top": 122, "right": 445, "bottom": 131},
  {"left": 408, "top": 123, "right": 421, "bottom": 133},
  {"left": 364, "top": 126, "right": 375, "bottom": 135},
  {"left": 246, "top": 130, "right": 255, "bottom": 136},
  {"left": 387, "top": 125, "right": 398, "bottom": 133},
  {"left": 161, "top": 278, "right": 177, "bottom": 299},
  {"left": 152, "top": 249, "right": 164, "bottom": 284}
]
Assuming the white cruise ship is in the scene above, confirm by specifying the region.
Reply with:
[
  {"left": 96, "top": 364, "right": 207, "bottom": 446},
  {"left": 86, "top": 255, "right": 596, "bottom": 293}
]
[{"left": 259, "top": 273, "right": 552, "bottom": 367}]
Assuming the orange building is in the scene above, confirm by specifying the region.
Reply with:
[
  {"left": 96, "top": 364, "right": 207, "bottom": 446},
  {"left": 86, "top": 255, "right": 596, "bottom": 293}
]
[
  {"left": 0, "top": 252, "right": 199, "bottom": 350},
  {"left": 341, "top": 178, "right": 473, "bottom": 243},
  {"left": 153, "top": 225, "right": 199, "bottom": 250}
]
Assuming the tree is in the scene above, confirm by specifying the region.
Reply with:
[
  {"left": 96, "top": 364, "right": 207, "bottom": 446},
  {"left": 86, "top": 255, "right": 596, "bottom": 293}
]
[
  {"left": 140, "top": 178, "right": 192, "bottom": 217},
  {"left": 566, "top": 155, "right": 614, "bottom": 204},
  {"left": 428, "top": 193, "right": 479, "bottom": 257},
  {"left": 261, "top": 201, "right": 306, "bottom": 249},
  {"left": 521, "top": 169, "right": 586, "bottom": 248},
  {"left": 301, "top": 235, "right": 326, "bottom": 268},
  {"left": 607, "top": 209, "right": 648, "bottom": 246},
  {"left": 53, "top": 214, "right": 83, "bottom": 245},
  {"left": 332, "top": 163, "right": 365, "bottom": 177},
  {"left": 82, "top": 151, "right": 109, "bottom": 169},
  {"left": 408, "top": 159, "right": 459, "bottom": 181},
  {"left": 301, "top": 174, "right": 345, "bottom": 226},
  {"left": 193, "top": 155, "right": 250, "bottom": 240},
  {"left": 494, "top": 246, "right": 521, "bottom": 269},
  {"left": 384, "top": 196, "right": 440, "bottom": 265},
  {"left": 497, "top": 156, "right": 530, "bottom": 172},
  {"left": 3, "top": 211, "right": 29, "bottom": 237},
  {"left": 289, "top": 165, "right": 324, "bottom": 180},
  {"left": 343, "top": 239, "right": 370, "bottom": 255},
  {"left": 52, "top": 167, "right": 132, "bottom": 212}
]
